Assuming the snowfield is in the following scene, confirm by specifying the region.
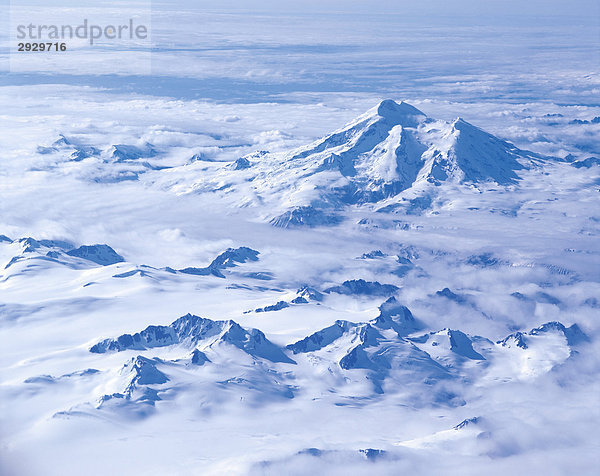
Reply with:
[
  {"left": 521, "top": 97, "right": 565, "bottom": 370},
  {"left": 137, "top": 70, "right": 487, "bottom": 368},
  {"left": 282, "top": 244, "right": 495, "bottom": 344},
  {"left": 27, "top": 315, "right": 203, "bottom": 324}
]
[{"left": 1, "top": 1, "right": 599, "bottom": 475}]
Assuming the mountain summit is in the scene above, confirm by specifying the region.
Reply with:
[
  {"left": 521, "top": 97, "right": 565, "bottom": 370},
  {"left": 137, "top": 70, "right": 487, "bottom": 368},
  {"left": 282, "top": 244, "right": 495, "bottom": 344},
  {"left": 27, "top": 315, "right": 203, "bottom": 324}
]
[{"left": 371, "top": 99, "right": 426, "bottom": 126}]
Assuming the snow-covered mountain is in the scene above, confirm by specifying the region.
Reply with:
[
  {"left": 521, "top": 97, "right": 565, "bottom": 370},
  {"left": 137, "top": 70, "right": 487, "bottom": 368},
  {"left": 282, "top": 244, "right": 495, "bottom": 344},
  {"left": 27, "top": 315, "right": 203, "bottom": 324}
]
[
  {"left": 263, "top": 99, "right": 531, "bottom": 205},
  {"left": 90, "top": 313, "right": 295, "bottom": 364},
  {"left": 0, "top": 236, "right": 124, "bottom": 274},
  {"left": 149, "top": 99, "right": 546, "bottom": 227}
]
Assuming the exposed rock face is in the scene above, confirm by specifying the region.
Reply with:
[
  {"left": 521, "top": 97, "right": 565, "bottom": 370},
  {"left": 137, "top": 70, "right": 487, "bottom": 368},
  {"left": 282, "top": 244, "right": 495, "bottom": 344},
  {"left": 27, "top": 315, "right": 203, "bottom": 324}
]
[{"left": 67, "top": 244, "right": 125, "bottom": 265}]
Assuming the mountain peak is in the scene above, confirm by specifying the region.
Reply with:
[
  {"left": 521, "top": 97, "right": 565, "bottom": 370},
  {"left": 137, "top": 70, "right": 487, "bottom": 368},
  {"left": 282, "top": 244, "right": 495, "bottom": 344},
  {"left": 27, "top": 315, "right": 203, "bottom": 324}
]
[
  {"left": 371, "top": 296, "right": 421, "bottom": 335},
  {"left": 375, "top": 99, "right": 426, "bottom": 126}
]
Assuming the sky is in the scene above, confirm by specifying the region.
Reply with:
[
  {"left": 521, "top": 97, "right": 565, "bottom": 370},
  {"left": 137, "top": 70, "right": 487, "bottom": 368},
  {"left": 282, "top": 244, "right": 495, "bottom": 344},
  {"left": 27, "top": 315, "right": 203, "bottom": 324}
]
[{"left": 1, "top": 0, "right": 598, "bottom": 106}]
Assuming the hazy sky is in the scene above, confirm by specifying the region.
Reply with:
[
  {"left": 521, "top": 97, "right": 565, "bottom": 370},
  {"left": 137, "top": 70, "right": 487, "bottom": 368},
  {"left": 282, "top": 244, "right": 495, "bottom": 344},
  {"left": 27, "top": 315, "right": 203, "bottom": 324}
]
[
  {"left": 151, "top": 0, "right": 600, "bottom": 22},
  {"left": 5, "top": 0, "right": 600, "bottom": 21},
  {"left": 1, "top": 0, "right": 598, "bottom": 105}
]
